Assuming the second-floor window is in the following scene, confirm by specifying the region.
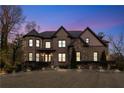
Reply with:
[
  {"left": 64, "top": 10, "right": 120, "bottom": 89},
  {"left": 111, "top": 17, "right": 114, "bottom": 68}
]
[
  {"left": 58, "top": 40, "right": 66, "bottom": 47},
  {"left": 45, "top": 42, "right": 51, "bottom": 48},
  {"left": 86, "top": 38, "right": 90, "bottom": 44},
  {"left": 36, "top": 40, "right": 40, "bottom": 47},
  {"left": 29, "top": 39, "right": 33, "bottom": 47}
]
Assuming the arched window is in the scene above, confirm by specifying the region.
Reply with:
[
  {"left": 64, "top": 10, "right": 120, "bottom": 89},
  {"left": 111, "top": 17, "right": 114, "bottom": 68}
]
[
  {"left": 36, "top": 40, "right": 40, "bottom": 47},
  {"left": 29, "top": 39, "right": 33, "bottom": 47}
]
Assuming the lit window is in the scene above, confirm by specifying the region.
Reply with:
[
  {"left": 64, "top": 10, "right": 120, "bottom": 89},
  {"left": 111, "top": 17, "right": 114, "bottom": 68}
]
[
  {"left": 44, "top": 54, "right": 52, "bottom": 62},
  {"left": 29, "top": 53, "right": 33, "bottom": 61},
  {"left": 29, "top": 39, "right": 33, "bottom": 47},
  {"left": 76, "top": 52, "right": 81, "bottom": 61},
  {"left": 58, "top": 40, "right": 66, "bottom": 47},
  {"left": 36, "top": 53, "right": 40, "bottom": 62},
  {"left": 36, "top": 40, "right": 40, "bottom": 47},
  {"left": 86, "top": 38, "right": 89, "bottom": 43},
  {"left": 58, "top": 53, "right": 66, "bottom": 62},
  {"left": 93, "top": 52, "right": 98, "bottom": 61},
  {"left": 45, "top": 42, "right": 51, "bottom": 48},
  {"left": 48, "top": 54, "right": 52, "bottom": 62},
  {"left": 45, "top": 55, "right": 47, "bottom": 62}
]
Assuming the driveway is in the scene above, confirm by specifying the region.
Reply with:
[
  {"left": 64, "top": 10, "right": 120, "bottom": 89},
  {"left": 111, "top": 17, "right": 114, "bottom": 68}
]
[{"left": 0, "top": 70, "right": 124, "bottom": 88}]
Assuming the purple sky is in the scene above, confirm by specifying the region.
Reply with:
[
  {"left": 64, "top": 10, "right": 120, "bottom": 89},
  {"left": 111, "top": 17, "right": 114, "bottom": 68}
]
[{"left": 21, "top": 5, "right": 124, "bottom": 37}]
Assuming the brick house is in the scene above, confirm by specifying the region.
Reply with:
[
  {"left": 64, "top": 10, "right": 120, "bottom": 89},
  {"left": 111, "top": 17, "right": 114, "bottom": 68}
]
[{"left": 23, "top": 26, "right": 109, "bottom": 69}]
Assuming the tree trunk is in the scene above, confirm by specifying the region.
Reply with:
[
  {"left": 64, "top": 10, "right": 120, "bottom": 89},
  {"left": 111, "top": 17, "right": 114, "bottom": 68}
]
[
  {"left": 0, "top": 28, "right": 9, "bottom": 70},
  {"left": 1, "top": 31, "right": 8, "bottom": 51}
]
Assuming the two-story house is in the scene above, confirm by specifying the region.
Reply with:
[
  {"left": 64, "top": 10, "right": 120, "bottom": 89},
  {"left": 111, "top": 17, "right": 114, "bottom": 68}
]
[{"left": 23, "top": 26, "right": 109, "bottom": 68}]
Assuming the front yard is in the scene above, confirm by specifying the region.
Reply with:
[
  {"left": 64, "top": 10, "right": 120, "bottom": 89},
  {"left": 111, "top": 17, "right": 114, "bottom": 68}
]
[{"left": 0, "top": 70, "right": 124, "bottom": 88}]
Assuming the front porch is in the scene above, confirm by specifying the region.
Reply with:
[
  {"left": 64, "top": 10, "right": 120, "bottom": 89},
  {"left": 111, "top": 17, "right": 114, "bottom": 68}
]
[{"left": 37, "top": 48, "right": 56, "bottom": 64}]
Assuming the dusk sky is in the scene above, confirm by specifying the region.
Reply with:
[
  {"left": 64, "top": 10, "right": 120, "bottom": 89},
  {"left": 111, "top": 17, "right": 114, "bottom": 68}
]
[{"left": 22, "top": 5, "right": 124, "bottom": 37}]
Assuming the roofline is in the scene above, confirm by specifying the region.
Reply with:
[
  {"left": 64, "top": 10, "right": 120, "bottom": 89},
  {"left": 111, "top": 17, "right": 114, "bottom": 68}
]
[
  {"left": 23, "top": 35, "right": 42, "bottom": 38},
  {"left": 52, "top": 26, "right": 72, "bottom": 37},
  {"left": 79, "top": 27, "right": 107, "bottom": 47}
]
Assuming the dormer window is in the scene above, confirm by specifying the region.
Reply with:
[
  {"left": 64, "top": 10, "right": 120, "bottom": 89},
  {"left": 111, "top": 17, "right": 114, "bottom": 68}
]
[
  {"left": 29, "top": 39, "right": 33, "bottom": 47},
  {"left": 36, "top": 40, "right": 40, "bottom": 47},
  {"left": 86, "top": 38, "right": 89, "bottom": 43}
]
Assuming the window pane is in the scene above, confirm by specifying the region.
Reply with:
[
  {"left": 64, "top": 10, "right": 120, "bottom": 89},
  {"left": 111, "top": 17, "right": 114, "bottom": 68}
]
[
  {"left": 58, "top": 41, "right": 61, "bottom": 47},
  {"left": 29, "top": 53, "right": 33, "bottom": 61},
  {"left": 62, "top": 54, "right": 66, "bottom": 61},
  {"left": 86, "top": 38, "right": 89, "bottom": 43},
  {"left": 76, "top": 52, "right": 80, "bottom": 61},
  {"left": 49, "top": 54, "right": 52, "bottom": 62},
  {"left": 36, "top": 53, "right": 39, "bottom": 62},
  {"left": 94, "top": 52, "right": 98, "bottom": 61},
  {"left": 58, "top": 53, "right": 66, "bottom": 62},
  {"left": 45, "top": 42, "right": 51, "bottom": 48},
  {"left": 45, "top": 54, "right": 48, "bottom": 62},
  {"left": 36, "top": 40, "right": 40, "bottom": 47},
  {"left": 63, "top": 41, "right": 66, "bottom": 47},
  {"left": 58, "top": 54, "right": 61, "bottom": 61},
  {"left": 58, "top": 40, "right": 66, "bottom": 47},
  {"left": 29, "top": 39, "right": 33, "bottom": 47}
]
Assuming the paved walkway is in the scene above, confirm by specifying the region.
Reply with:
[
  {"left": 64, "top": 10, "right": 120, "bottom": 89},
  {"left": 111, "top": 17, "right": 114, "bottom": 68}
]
[{"left": 0, "top": 70, "right": 124, "bottom": 88}]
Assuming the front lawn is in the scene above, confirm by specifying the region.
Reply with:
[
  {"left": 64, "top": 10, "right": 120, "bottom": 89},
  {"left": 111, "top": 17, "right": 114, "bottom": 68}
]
[{"left": 0, "top": 70, "right": 124, "bottom": 88}]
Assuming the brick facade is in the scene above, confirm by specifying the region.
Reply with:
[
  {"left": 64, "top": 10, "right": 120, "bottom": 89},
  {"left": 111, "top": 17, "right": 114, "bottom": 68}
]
[{"left": 23, "top": 26, "right": 109, "bottom": 68}]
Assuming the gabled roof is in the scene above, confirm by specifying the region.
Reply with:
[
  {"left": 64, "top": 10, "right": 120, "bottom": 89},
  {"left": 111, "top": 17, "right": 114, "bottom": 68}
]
[
  {"left": 52, "top": 26, "right": 71, "bottom": 37},
  {"left": 39, "top": 30, "right": 81, "bottom": 39},
  {"left": 23, "top": 26, "right": 108, "bottom": 47},
  {"left": 68, "top": 31, "right": 82, "bottom": 38},
  {"left": 23, "top": 29, "right": 40, "bottom": 38},
  {"left": 79, "top": 27, "right": 107, "bottom": 46}
]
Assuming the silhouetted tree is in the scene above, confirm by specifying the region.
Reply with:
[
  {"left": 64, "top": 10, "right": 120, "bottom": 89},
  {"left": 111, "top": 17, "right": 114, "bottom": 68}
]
[
  {"left": 25, "top": 21, "right": 40, "bottom": 32},
  {"left": 100, "top": 50, "right": 106, "bottom": 62},
  {"left": 0, "top": 5, "right": 24, "bottom": 71},
  {"left": 0, "top": 5, "right": 24, "bottom": 50},
  {"left": 12, "top": 34, "right": 23, "bottom": 66},
  {"left": 98, "top": 32, "right": 105, "bottom": 39},
  {"left": 109, "top": 32, "right": 124, "bottom": 70}
]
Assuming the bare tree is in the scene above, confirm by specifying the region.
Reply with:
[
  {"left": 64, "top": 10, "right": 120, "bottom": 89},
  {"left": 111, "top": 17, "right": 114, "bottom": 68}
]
[
  {"left": 12, "top": 34, "right": 23, "bottom": 66},
  {"left": 109, "top": 32, "right": 124, "bottom": 57},
  {"left": 98, "top": 32, "right": 105, "bottom": 39},
  {"left": 25, "top": 21, "right": 40, "bottom": 32},
  {"left": 108, "top": 32, "right": 124, "bottom": 70},
  {"left": 0, "top": 5, "right": 25, "bottom": 50},
  {"left": 0, "top": 5, "right": 25, "bottom": 71}
]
